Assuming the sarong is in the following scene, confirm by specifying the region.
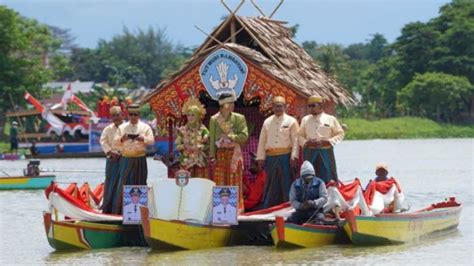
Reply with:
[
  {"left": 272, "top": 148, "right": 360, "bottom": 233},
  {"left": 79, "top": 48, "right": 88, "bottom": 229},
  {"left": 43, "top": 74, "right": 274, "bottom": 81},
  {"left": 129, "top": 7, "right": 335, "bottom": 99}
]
[
  {"left": 214, "top": 148, "right": 244, "bottom": 212},
  {"left": 303, "top": 147, "right": 338, "bottom": 183},
  {"left": 188, "top": 165, "right": 208, "bottom": 179},
  {"left": 101, "top": 158, "right": 121, "bottom": 213},
  {"left": 262, "top": 153, "right": 293, "bottom": 208},
  {"left": 111, "top": 156, "right": 148, "bottom": 214}
]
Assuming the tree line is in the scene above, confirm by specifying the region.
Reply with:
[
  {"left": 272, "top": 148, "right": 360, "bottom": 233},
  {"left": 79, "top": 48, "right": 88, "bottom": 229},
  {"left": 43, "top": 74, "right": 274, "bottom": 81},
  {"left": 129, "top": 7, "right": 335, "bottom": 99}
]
[{"left": 0, "top": 0, "right": 472, "bottom": 123}]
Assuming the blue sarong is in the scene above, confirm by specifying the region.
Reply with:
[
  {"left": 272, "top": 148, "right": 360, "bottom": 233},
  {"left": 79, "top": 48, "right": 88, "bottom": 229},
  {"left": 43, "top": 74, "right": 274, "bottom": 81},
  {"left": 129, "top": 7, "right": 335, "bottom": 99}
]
[
  {"left": 101, "top": 158, "right": 121, "bottom": 214},
  {"left": 262, "top": 153, "right": 293, "bottom": 208},
  {"left": 303, "top": 147, "right": 338, "bottom": 183},
  {"left": 111, "top": 156, "right": 148, "bottom": 214}
]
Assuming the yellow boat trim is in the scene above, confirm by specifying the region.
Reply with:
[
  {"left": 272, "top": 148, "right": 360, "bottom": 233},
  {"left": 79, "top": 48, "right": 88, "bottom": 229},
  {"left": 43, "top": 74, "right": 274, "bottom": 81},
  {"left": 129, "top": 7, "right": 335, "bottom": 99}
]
[{"left": 148, "top": 218, "right": 232, "bottom": 250}]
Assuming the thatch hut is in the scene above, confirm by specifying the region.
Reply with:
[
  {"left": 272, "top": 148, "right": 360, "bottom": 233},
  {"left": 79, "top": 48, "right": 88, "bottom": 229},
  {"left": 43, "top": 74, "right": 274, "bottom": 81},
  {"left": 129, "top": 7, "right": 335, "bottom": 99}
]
[{"left": 143, "top": 14, "right": 354, "bottom": 173}]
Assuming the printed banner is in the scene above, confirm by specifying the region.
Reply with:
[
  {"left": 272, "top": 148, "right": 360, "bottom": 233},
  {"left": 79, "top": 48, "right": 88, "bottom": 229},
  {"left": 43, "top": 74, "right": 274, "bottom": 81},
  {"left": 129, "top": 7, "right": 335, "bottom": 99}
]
[
  {"left": 123, "top": 185, "right": 148, "bottom": 224},
  {"left": 89, "top": 120, "right": 109, "bottom": 152},
  {"left": 212, "top": 186, "right": 238, "bottom": 225}
]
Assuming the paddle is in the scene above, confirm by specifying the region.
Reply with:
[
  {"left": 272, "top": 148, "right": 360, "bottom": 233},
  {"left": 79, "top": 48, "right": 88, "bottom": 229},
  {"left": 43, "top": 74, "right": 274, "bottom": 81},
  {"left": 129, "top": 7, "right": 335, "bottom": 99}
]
[{"left": 304, "top": 204, "right": 324, "bottom": 224}]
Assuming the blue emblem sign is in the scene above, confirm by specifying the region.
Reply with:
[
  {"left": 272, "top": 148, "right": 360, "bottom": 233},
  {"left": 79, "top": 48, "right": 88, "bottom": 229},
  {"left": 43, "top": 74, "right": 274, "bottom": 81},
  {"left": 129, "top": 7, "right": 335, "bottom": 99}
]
[{"left": 199, "top": 48, "right": 248, "bottom": 100}]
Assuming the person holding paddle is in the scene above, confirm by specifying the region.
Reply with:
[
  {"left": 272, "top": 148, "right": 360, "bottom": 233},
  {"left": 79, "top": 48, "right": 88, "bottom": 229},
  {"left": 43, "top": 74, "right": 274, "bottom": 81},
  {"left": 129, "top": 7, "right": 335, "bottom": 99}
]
[{"left": 287, "top": 161, "right": 328, "bottom": 225}]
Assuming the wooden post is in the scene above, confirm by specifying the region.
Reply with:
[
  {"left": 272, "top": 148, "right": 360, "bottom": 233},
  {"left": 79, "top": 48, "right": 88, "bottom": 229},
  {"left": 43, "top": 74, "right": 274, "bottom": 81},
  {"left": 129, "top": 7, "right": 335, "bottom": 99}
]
[{"left": 230, "top": 17, "right": 236, "bottom": 43}]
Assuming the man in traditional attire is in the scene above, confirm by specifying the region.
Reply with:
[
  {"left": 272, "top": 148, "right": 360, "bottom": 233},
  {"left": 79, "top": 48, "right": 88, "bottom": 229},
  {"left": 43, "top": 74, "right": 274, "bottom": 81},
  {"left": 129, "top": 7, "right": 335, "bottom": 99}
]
[
  {"left": 175, "top": 98, "right": 209, "bottom": 178},
  {"left": 288, "top": 161, "right": 328, "bottom": 225},
  {"left": 123, "top": 187, "right": 145, "bottom": 222},
  {"left": 209, "top": 92, "right": 248, "bottom": 212},
  {"left": 212, "top": 187, "right": 237, "bottom": 224},
  {"left": 99, "top": 106, "right": 123, "bottom": 213},
  {"left": 257, "top": 96, "right": 299, "bottom": 208},
  {"left": 298, "top": 95, "right": 344, "bottom": 183},
  {"left": 113, "top": 104, "right": 154, "bottom": 214}
]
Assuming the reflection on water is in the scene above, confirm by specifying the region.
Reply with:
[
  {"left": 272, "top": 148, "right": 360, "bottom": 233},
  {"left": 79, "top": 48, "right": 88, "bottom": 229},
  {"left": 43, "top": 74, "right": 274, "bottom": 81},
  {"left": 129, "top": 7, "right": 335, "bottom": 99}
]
[{"left": 1, "top": 139, "right": 473, "bottom": 265}]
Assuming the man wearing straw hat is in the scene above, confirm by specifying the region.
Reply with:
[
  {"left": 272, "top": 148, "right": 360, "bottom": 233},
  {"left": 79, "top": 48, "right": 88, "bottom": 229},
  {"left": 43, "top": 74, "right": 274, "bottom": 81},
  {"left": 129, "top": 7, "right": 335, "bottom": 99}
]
[
  {"left": 209, "top": 92, "right": 248, "bottom": 213},
  {"left": 298, "top": 95, "right": 344, "bottom": 183},
  {"left": 99, "top": 105, "right": 123, "bottom": 213},
  {"left": 113, "top": 104, "right": 154, "bottom": 214},
  {"left": 257, "top": 96, "right": 299, "bottom": 208}
]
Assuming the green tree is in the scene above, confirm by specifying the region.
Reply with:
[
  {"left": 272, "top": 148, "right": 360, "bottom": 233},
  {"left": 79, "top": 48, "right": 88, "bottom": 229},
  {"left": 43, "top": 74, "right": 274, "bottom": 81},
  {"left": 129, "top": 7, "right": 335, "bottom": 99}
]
[
  {"left": 397, "top": 72, "right": 474, "bottom": 122},
  {"left": 68, "top": 26, "right": 190, "bottom": 88},
  {"left": 0, "top": 6, "right": 60, "bottom": 113}
]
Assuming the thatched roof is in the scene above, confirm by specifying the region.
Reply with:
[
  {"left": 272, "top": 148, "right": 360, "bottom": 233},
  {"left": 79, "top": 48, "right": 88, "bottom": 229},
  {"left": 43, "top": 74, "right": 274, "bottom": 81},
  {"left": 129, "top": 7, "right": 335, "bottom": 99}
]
[{"left": 143, "top": 15, "right": 354, "bottom": 105}]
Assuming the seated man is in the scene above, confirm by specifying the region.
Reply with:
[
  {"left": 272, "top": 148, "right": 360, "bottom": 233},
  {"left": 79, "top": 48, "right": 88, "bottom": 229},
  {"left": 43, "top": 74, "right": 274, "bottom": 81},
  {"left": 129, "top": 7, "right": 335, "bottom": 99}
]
[
  {"left": 374, "top": 163, "right": 389, "bottom": 182},
  {"left": 287, "top": 161, "right": 328, "bottom": 225}
]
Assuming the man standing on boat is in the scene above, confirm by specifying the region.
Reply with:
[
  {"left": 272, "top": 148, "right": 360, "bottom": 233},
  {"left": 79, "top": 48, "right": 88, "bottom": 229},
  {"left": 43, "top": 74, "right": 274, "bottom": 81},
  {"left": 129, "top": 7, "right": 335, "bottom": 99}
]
[
  {"left": 113, "top": 104, "right": 154, "bottom": 214},
  {"left": 288, "top": 161, "right": 328, "bottom": 225},
  {"left": 10, "top": 121, "right": 19, "bottom": 155},
  {"left": 209, "top": 92, "right": 248, "bottom": 213},
  {"left": 100, "top": 106, "right": 123, "bottom": 213},
  {"left": 298, "top": 95, "right": 344, "bottom": 183},
  {"left": 257, "top": 96, "right": 299, "bottom": 208}
]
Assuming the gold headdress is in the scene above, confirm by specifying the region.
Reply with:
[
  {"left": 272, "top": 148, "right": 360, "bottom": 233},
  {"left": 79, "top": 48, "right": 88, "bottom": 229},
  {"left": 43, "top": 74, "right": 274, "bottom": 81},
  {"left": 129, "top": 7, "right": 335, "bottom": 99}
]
[{"left": 182, "top": 98, "right": 206, "bottom": 119}]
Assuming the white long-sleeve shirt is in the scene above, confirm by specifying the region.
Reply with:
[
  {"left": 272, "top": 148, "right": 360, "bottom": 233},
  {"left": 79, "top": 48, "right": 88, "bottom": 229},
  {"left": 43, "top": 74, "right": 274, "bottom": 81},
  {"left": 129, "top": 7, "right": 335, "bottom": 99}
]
[
  {"left": 298, "top": 112, "right": 345, "bottom": 148},
  {"left": 256, "top": 113, "right": 299, "bottom": 160},
  {"left": 100, "top": 123, "right": 121, "bottom": 154},
  {"left": 114, "top": 120, "right": 154, "bottom": 157}
]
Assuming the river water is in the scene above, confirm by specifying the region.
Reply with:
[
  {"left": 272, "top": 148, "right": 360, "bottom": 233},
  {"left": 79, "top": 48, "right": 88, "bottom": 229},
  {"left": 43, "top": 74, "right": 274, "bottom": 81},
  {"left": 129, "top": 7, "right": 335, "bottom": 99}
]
[{"left": 0, "top": 139, "right": 473, "bottom": 265}]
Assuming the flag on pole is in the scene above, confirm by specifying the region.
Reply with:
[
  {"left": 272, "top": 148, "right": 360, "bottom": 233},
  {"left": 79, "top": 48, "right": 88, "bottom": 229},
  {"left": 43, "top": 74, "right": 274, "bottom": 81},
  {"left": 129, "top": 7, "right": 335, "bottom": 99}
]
[{"left": 24, "top": 91, "right": 66, "bottom": 134}]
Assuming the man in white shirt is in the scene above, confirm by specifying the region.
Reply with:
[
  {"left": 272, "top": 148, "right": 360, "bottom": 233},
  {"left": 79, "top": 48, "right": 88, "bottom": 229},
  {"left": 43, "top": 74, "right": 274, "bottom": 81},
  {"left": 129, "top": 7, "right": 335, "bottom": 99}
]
[
  {"left": 100, "top": 106, "right": 123, "bottom": 213},
  {"left": 212, "top": 187, "right": 237, "bottom": 225},
  {"left": 112, "top": 104, "right": 155, "bottom": 214},
  {"left": 123, "top": 187, "right": 145, "bottom": 223},
  {"left": 298, "top": 95, "right": 344, "bottom": 183},
  {"left": 256, "top": 96, "right": 299, "bottom": 208}
]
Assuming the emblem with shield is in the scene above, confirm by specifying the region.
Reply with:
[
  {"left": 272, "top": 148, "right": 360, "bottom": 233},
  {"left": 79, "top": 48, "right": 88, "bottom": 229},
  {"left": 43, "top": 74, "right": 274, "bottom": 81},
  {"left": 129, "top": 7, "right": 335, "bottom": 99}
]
[{"left": 199, "top": 48, "right": 248, "bottom": 100}]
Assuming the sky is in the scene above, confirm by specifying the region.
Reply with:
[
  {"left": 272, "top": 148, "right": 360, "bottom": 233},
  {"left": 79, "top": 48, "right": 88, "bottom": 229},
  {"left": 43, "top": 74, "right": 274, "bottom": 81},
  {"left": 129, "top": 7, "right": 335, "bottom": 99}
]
[{"left": 1, "top": 0, "right": 451, "bottom": 49}]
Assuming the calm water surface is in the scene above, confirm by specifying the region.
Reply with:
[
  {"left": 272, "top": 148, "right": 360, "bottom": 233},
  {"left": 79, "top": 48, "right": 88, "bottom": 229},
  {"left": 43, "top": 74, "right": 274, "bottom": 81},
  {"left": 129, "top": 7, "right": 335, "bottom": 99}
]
[{"left": 1, "top": 139, "right": 473, "bottom": 265}]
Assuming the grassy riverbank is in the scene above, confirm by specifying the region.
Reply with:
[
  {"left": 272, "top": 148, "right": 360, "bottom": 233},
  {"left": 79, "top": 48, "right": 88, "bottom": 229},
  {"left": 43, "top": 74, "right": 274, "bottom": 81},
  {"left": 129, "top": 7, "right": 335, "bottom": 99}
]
[{"left": 340, "top": 117, "right": 474, "bottom": 140}]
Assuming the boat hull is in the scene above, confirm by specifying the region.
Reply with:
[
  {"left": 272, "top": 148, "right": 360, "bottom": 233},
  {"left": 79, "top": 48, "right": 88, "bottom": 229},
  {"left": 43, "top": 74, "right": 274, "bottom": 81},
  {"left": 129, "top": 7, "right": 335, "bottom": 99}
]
[
  {"left": 344, "top": 200, "right": 462, "bottom": 245},
  {"left": 43, "top": 212, "right": 145, "bottom": 250},
  {"left": 140, "top": 207, "right": 233, "bottom": 250},
  {"left": 270, "top": 217, "right": 338, "bottom": 248},
  {"left": 0, "top": 175, "right": 55, "bottom": 190}
]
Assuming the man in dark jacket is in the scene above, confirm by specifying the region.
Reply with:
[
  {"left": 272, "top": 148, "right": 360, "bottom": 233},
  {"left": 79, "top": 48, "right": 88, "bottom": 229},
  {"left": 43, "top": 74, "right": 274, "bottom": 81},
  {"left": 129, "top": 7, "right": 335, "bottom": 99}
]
[{"left": 287, "top": 161, "right": 328, "bottom": 225}]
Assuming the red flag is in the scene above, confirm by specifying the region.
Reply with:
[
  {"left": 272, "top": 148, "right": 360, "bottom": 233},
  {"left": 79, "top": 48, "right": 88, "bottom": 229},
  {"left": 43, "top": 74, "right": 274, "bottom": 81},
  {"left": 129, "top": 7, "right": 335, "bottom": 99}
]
[{"left": 24, "top": 91, "right": 44, "bottom": 113}]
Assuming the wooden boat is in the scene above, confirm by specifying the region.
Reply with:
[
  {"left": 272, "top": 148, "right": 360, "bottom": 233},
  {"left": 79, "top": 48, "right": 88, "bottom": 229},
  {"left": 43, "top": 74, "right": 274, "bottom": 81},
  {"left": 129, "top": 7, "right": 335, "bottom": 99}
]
[
  {"left": 344, "top": 197, "right": 462, "bottom": 245},
  {"left": 43, "top": 212, "right": 145, "bottom": 250},
  {"left": 140, "top": 207, "right": 233, "bottom": 250},
  {"left": 270, "top": 216, "right": 339, "bottom": 248},
  {"left": 0, "top": 175, "right": 55, "bottom": 190}
]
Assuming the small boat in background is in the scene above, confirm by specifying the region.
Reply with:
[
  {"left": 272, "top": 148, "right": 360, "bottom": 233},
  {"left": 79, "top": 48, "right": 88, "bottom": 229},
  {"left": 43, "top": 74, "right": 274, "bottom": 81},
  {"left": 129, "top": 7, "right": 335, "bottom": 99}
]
[
  {"left": 0, "top": 175, "right": 55, "bottom": 190},
  {"left": 0, "top": 153, "right": 25, "bottom": 161},
  {"left": 0, "top": 160, "right": 55, "bottom": 190},
  {"left": 343, "top": 197, "right": 462, "bottom": 245}
]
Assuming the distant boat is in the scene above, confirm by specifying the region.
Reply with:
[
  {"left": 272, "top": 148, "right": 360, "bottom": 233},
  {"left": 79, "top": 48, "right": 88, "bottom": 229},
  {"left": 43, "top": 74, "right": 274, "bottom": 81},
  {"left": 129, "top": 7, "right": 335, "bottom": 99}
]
[
  {"left": 0, "top": 154, "right": 25, "bottom": 161},
  {"left": 0, "top": 175, "right": 55, "bottom": 190}
]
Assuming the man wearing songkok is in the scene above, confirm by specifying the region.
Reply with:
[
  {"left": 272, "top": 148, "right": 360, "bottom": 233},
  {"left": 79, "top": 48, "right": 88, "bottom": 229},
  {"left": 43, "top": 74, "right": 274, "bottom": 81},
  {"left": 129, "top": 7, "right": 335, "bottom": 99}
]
[
  {"left": 113, "top": 104, "right": 154, "bottom": 214},
  {"left": 175, "top": 98, "right": 209, "bottom": 178},
  {"left": 298, "top": 95, "right": 344, "bottom": 183},
  {"left": 209, "top": 92, "right": 248, "bottom": 213},
  {"left": 257, "top": 96, "right": 299, "bottom": 208},
  {"left": 288, "top": 161, "right": 328, "bottom": 225},
  {"left": 100, "top": 106, "right": 123, "bottom": 213}
]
